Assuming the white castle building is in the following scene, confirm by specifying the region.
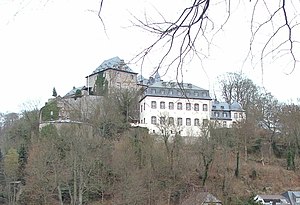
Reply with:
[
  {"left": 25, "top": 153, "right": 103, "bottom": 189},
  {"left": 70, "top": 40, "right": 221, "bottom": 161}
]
[
  {"left": 138, "top": 73, "right": 212, "bottom": 137},
  {"left": 137, "top": 72, "right": 245, "bottom": 137}
]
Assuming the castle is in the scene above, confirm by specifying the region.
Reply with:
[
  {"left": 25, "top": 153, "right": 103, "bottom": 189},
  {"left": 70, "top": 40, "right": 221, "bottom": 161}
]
[{"left": 40, "top": 56, "right": 245, "bottom": 136}]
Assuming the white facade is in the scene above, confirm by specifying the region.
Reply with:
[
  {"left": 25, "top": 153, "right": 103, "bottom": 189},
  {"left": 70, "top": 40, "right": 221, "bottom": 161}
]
[
  {"left": 211, "top": 100, "right": 246, "bottom": 128},
  {"left": 138, "top": 78, "right": 212, "bottom": 137},
  {"left": 254, "top": 195, "right": 290, "bottom": 205}
]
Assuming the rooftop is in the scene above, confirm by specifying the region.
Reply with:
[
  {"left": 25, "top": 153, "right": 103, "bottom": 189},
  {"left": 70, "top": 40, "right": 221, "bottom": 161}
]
[
  {"left": 93, "top": 56, "right": 135, "bottom": 74},
  {"left": 141, "top": 80, "right": 211, "bottom": 100}
]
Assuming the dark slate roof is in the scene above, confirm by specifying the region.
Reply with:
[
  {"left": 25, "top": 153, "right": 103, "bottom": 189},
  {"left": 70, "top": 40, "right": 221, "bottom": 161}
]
[
  {"left": 181, "top": 192, "right": 222, "bottom": 205},
  {"left": 230, "top": 101, "right": 243, "bottom": 111},
  {"left": 212, "top": 101, "right": 230, "bottom": 110},
  {"left": 64, "top": 86, "right": 85, "bottom": 98},
  {"left": 93, "top": 56, "right": 135, "bottom": 74},
  {"left": 282, "top": 191, "right": 300, "bottom": 205},
  {"left": 259, "top": 195, "right": 287, "bottom": 201},
  {"left": 212, "top": 100, "right": 244, "bottom": 112},
  {"left": 141, "top": 80, "right": 211, "bottom": 100},
  {"left": 137, "top": 75, "right": 149, "bottom": 85}
]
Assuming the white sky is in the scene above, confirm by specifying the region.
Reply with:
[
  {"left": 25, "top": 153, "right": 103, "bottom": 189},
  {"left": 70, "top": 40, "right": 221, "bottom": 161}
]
[{"left": 0, "top": 0, "right": 299, "bottom": 113}]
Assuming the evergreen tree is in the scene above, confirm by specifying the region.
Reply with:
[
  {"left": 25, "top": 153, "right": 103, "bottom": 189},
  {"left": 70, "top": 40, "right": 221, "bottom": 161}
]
[
  {"left": 94, "top": 73, "right": 108, "bottom": 96},
  {"left": 52, "top": 87, "right": 57, "bottom": 97}
]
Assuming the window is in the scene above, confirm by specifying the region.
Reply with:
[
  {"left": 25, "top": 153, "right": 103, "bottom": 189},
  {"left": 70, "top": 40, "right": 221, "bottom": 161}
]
[
  {"left": 131, "top": 74, "right": 134, "bottom": 79},
  {"left": 186, "top": 103, "right": 191, "bottom": 110},
  {"left": 151, "top": 89, "right": 156, "bottom": 94},
  {"left": 194, "top": 103, "right": 199, "bottom": 111},
  {"left": 151, "top": 116, "right": 157, "bottom": 124},
  {"left": 239, "top": 113, "right": 243, "bottom": 118},
  {"left": 194, "top": 118, "right": 200, "bottom": 126},
  {"left": 203, "top": 104, "right": 208, "bottom": 111},
  {"left": 214, "top": 112, "right": 219, "bottom": 117},
  {"left": 223, "top": 112, "right": 228, "bottom": 118},
  {"left": 234, "top": 113, "right": 238, "bottom": 119},
  {"left": 141, "top": 105, "right": 143, "bottom": 112},
  {"left": 223, "top": 121, "right": 227, "bottom": 127},
  {"left": 186, "top": 118, "right": 191, "bottom": 126},
  {"left": 160, "top": 101, "right": 165, "bottom": 109},
  {"left": 177, "top": 117, "right": 183, "bottom": 126},
  {"left": 221, "top": 106, "right": 224, "bottom": 109},
  {"left": 168, "top": 117, "right": 174, "bottom": 125},
  {"left": 169, "top": 89, "right": 173, "bottom": 95},
  {"left": 169, "top": 102, "right": 174, "bottom": 110},
  {"left": 151, "top": 101, "right": 157, "bottom": 109},
  {"left": 202, "top": 91, "right": 207, "bottom": 97},
  {"left": 160, "top": 117, "right": 166, "bottom": 125},
  {"left": 144, "top": 103, "right": 145, "bottom": 110},
  {"left": 177, "top": 102, "right": 182, "bottom": 110},
  {"left": 202, "top": 119, "right": 209, "bottom": 127},
  {"left": 194, "top": 91, "right": 199, "bottom": 96},
  {"left": 161, "top": 89, "right": 165, "bottom": 94}
]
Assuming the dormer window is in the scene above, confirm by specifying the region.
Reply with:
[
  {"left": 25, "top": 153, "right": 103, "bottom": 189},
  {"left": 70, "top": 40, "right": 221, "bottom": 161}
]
[{"left": 194, "top": 91, "right": 199, "bottom": 96}]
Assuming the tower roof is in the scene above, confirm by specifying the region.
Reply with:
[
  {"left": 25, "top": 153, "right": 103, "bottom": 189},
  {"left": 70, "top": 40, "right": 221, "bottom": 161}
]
[{"left": 93, "top": 56, "right": 135, "bottom": 73}]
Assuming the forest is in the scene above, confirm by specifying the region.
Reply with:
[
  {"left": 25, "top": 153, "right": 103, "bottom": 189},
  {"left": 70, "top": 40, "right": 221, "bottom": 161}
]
[{"left": 1, "top": 72, "right": 300, "bottom": 205}]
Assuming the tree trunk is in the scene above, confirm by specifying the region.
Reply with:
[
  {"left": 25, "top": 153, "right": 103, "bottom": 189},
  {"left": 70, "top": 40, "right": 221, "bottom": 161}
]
[
  {"left": 202, "top": 154, "right": 213, "bottom": 187},
  {"left": 68, "top": 186, "right": 73, "bottom": 205},
  {"left": 73, "top": 158, "right": 77, "bottom": 205},
  {"left": 234, "top": 150, "right": 240, "bottom": 177},
  {"left": 57, "top": 185, "right": 64, "bottom": 205},
  {"left": 78, "top": 165, "right": 84, "bottom": 205}
]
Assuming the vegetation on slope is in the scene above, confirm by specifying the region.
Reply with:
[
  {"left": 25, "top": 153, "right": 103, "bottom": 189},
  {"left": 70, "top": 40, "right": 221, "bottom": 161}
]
[{"left": 1, "top": 72, "right": 300, "bottom": 205}]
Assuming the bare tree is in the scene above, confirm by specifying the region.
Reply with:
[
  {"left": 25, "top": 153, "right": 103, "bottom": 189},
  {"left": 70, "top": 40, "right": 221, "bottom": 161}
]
[
  {"left": 218, "top": 72, "right": 260, "bottom": 109},
  {"left": 97, "top": 0, "right": 300, "bottom": 78}
]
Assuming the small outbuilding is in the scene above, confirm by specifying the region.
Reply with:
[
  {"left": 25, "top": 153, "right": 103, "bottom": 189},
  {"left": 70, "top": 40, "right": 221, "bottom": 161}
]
[{"left": 181, "top": 192, "right": 222, "bottom": 205}]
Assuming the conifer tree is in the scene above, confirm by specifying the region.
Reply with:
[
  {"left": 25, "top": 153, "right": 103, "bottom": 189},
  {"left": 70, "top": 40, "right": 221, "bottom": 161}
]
[{"left": 52, "top": 87, "right": 57, "bottom": 97}]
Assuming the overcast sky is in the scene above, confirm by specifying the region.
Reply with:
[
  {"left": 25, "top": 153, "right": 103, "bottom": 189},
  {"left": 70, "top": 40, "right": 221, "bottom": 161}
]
[{"left": 0, "top": 0, "right": 299, "bottom": 113}]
